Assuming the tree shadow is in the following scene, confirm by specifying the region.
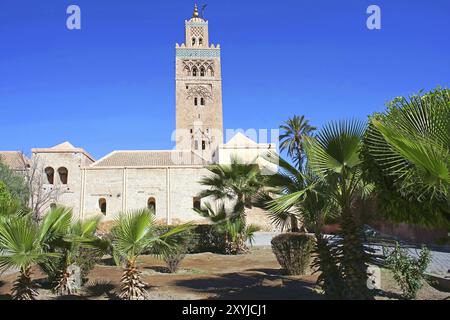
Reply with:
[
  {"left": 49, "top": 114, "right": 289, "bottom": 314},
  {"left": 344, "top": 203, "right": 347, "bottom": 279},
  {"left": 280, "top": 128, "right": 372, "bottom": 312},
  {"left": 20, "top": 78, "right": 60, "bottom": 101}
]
[
  {"left": 246, "top": 268, "right": 286, "bottom": 276},
  {"left": 426, "top": 276, "right": 450, "bottom": 293},
  {"left": 34, "top": 278, "right": 53, "bottom": 290},
  {"left": 83, "top": 280, "right": 120, "bottom": 300},
  {"left": 54, "top": 294, "right": 87, "bottom": 300},
  {"left": 173, "top": 272, "right": 323, "bottom": 300},
  {"left": 373, "top": 289, "right": 404, "bottom": 300},
  {"left": 98, "top": 256, "right": 117, "bottom": 266},
  {"left": 144, "top": 266, "right": 172, "bottom": 274}
]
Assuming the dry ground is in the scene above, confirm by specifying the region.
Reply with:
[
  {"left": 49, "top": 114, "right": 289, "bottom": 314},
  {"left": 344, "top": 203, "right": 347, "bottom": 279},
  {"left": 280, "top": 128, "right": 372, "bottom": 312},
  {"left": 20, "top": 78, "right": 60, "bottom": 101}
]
[{"left": 0, "top": 247, "right": 448, "bottom": 300}]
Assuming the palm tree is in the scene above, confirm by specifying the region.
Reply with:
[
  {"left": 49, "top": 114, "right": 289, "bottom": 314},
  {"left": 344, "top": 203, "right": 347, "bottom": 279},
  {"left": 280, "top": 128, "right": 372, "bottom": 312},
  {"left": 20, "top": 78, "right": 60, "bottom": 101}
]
[
  {"left": 261, "top": 154, "right": 314, "bottom": 232},
  {"left": 303, "top": 119, "right": 374, "bottom": 300},
  {"left": 195, "top": 202, "right": 259, "bottom": 254},
  {"left": 198, "top": 158, "right": 265, "bottom": 225},
  {"left": 365, "top": 88, "right": 450, "bottom": 227},
  {"left": 0, "top": 208, "right": 70, "bottom": 300},
  {"left": 279, "top": 115, "right": 316, "bottom": 169},
  {"left": 264, "top": 153, "right": 344, "bottom": 298},
  {"left": 43, "top": 212, "right": 109, "bottom": 296},
  {"left": 111, "top": 209, "right": 191, "bottom": 300}
]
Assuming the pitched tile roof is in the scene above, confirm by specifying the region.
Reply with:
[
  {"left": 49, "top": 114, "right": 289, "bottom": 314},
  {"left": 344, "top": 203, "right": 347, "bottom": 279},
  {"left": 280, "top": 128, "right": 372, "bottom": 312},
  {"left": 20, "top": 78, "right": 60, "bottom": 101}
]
[
  {"left": 32, "top": 141, "right": 95, "bottom": 162},
  {"left": 0, "top": 151, "right": 29, "bottom": 171},
  {"left": 91, "top": 150, "right": 209, "bottom": 167}
]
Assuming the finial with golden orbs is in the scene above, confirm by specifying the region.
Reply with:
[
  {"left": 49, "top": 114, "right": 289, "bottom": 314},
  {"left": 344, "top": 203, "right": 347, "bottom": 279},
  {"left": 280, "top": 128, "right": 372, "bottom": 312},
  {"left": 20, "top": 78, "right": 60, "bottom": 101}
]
[{"left": 193, "top": 3, "right": 199, "bottom": 18}]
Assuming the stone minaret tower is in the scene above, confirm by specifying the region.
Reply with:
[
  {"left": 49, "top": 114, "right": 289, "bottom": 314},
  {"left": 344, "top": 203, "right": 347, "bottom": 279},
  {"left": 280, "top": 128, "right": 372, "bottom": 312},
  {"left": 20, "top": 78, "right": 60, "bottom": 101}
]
[{"left": 175, "top": 4, "right": 223, "bottom": 162}]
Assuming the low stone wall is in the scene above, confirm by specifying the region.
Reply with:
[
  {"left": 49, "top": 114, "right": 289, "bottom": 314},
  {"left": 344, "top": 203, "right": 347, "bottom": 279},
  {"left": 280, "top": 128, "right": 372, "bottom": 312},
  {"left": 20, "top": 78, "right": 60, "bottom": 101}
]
[{"left": 370, "top": 221, "right": 448, "bottom": 245}]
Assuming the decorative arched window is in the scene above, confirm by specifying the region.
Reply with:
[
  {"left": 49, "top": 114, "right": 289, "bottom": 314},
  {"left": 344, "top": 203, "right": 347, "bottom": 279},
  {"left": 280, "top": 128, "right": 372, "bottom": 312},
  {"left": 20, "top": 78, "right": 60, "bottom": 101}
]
[
  {"left": 99, "top": 198, "right": 107, "bottom": 215},
  {"left": 193, "top": 197, "right": 201, "bottom": 210},
  {"left": 58, "top": 167, "right": 68, "bottom": 185},
  {"left": 147, "top": 197, "right": 156, "bottom": 213},
  {"left": 192, "top": 37, "right": 196, "bottom": 46},
  {"left": 208, "top": 66, "right": 214, "bottom": 77},
  {"left": 192, "top": 67, "right": 198, "bottom": 77},
  {"left": 183, "top": 65, "right": 190, "bottom": 76},
  {"left": 199, "top": 38, "right": 203, "bottom": 45},
  {"left": 200, "top": 98, "right": 205, "bottom": 106},
  {"left": 200, "top": 67, "right": 205, "bottom": 77},
  {"left": 194, "top": 97, "right": 198, "bottom": 106},
  {"left": 45, "top": 167, "right": 54, "bottom": 185}
]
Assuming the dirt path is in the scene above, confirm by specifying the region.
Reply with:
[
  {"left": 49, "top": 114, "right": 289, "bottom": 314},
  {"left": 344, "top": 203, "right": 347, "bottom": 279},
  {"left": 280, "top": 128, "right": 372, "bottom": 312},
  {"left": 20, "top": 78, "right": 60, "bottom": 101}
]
[{"left": 0, "top": 247, "right": 448, "bottom": 300}]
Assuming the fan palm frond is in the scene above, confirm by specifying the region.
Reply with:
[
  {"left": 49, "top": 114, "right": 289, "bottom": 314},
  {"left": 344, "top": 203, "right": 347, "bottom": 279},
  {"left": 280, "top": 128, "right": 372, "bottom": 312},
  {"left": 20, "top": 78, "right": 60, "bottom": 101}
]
[
  {"left": 111, "top": 208, "right": 192, "bottom": 300},
  {"left": 305, "top": 119, "right": 366, "bottom": 175},
  {"left": 365, "top": 88, "right": 450, "bottom": 226}
]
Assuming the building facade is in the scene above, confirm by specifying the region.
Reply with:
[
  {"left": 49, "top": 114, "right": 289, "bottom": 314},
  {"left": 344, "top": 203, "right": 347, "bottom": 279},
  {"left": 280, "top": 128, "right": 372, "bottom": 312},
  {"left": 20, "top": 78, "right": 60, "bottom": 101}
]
[{"left": 0, "top": 6, "right": 276, "bottom": 230}]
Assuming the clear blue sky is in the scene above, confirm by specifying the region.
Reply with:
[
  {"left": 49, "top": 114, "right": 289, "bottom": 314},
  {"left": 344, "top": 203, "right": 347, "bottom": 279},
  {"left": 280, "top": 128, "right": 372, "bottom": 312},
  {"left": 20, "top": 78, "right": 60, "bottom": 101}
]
[{"left": 0, "top": 0, "right": 449, "bottom": 159}]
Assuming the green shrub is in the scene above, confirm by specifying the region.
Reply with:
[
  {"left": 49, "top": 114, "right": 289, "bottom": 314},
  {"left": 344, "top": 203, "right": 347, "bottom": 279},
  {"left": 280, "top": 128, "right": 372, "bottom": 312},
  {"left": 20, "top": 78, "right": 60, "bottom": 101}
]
[
  {"left": 385, "top": 243, "right": 431, "bottom": 299},
  {"left": 161, "top": 227, "right": 194, "bottom": 273},
  {"left": 75, "top": 248, "right": 104, "bottom": 284},
  {"left": 152, "top": 224, "right": 225, "bottom": 272},
  {"left": 0, "top": 181, "right": 19, "bottom": 215},
  {"left": 0, "top": 162, "right": 29, "bottom": 206},
  {"left": 271, "top": 233, "right": 315, "bottom": 275},
  {"left": 163, "top": 252, "right": 186, "bottom": 273},
  {"left": 146, "top": 225, "right": 194, "bottom": 272},
  {"left": 149, "top": 224, "right": 225, "bottom": 254},
  {"left": 190, "top": 224, "right": 225, "bottom": 253},
  {"left": 41, "top": 247, "right": 103, "bottom": 286},
  {"left": 435, "top": 236, "right": 450, "bottom": 246}
]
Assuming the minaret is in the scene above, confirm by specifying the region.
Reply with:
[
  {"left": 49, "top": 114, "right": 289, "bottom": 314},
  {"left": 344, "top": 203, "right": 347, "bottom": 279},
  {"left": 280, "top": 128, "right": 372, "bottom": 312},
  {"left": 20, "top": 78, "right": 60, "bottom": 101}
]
[{"left": 175, "top": 4, "right": 223, "bottom": 162}]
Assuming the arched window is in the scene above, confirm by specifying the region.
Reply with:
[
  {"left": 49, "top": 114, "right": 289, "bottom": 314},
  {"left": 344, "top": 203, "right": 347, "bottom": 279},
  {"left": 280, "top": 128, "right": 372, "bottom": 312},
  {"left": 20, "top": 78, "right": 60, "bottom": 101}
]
[
  {"left": 147, "top": 197, "right": 156, "bottom": 213},
  {"left": 208, "top": 66, "right": 214, "bottom": 77},
  {"left": 192, "top": 37, "right": 196, "bottom": 46},
  {"left": 50, "top": 203, "right": 57, "bottom": 211},
  {"left": 200, "top": 67, "right": 205, "bottom": 77},
  {"left": 192, "top": 67, "right": 198, "bottom": 77},
  {"left": 45, "top": 167, "right": 54, "bottom": 185},
  {"left": 99, "top": 198, "right": 107, "bottom": 215},
  {"left": 58, "top": 167, "right": 68, "bottom": 185},
  {"left": 183, "top": 65, "right": 190, "bottom": 76},
  {"left": 199, "top": 38, "right": 203, "bottom": 45},
  {"left": 200, "top": 98, "right": 205, "bottom": 106},
  {"left": 194, "top": 97, "right": 198, "bottom": 106},
  {"left": 193, "top": 197, "right": 201, "bottom": 210}
]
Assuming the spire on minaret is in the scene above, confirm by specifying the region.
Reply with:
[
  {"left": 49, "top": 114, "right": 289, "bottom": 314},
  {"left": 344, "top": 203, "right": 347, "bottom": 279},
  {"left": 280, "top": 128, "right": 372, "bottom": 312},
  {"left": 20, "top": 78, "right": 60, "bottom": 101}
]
[{"left": 193, "top": 3, "right": 199, "bottom": 18}]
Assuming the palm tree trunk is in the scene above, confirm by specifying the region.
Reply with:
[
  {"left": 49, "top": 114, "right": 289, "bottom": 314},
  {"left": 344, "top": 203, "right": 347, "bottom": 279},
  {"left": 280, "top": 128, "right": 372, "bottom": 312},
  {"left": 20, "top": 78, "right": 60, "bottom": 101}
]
[
  {"left": 314, "top": 232, "right": 343, "bottom": 299},
  {"left": 290, "top": 215, "right": 299, "bottom": 232},
  {"left": 54, "top": 265, "right": 75, "bottom": 296},
  {"left": 12, "top": 267, "right": 38, "bottom": 300},
  {"left": 119, "top": 259, "right": 148, "bottom": 300},
  {"left": 339, "top": 209, "right": 373, "bottom": 300},
  {"left": 236, "top": 194, "right": 246, "bottom": 224}
]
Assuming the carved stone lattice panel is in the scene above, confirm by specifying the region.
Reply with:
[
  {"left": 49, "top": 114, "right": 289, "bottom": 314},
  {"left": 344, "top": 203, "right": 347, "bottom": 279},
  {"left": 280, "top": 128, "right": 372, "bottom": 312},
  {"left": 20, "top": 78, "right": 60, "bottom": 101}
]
[
  {"left": 190, "top": 26, "right": 204, "bottom": 38},
  {"left": 186, "top": 85, "right": 213, "bottom": 101}
]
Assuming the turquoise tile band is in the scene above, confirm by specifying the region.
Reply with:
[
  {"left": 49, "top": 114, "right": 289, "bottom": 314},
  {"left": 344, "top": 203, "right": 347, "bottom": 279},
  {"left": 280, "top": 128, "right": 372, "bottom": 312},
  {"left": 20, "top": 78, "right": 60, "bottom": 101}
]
[{"left": 176, "top": 48, "right": 221, "bottom": 58}]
